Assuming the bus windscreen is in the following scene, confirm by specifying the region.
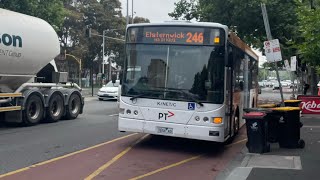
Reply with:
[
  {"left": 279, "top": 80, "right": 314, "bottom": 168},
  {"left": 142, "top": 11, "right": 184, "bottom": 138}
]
[{"left": 127, "top": 26, "right": 225, "bottom": 46}]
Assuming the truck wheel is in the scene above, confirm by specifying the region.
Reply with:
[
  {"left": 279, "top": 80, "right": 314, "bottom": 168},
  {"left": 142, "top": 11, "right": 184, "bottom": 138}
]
[
  {"left": 46, "top": 94, "right": 64, "bottom": 122},
  {"left": 65, "top": 93, "right": 81, "bottom": 120},
  {"left": 23, "top": 94, "right": 44, "bottom": 126}
]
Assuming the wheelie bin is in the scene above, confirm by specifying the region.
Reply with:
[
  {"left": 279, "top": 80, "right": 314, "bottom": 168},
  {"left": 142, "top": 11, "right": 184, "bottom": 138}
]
[
  {"left": 243, "top": 111, "right": 270, "bottom": 153},
  {"left": 258, "top": 104, "right": 277, "bottom": 108},
  {"left": 256, "top": 104, "right": 280, "bottom": 143},
  {"left": 284, "top": 100, "right": 302, "bottom": 107},
  {"left": 271, "top": 107, "right": 305, "bottom": 149}
]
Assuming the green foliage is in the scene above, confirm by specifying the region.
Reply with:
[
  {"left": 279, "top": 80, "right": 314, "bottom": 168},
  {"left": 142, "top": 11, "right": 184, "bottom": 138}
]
[
  {"left": 169, "top": 0, "right": 199, "bottom": 20},
  {"left": 169, "top": 0, "right": 299, "bottom": 60},
  {"left": 296, "top": 1, "right": 320, "bottom": 66},
  {"left": 0, "top": 0, "right": 65, "bottom": 30},
  {"left": 1, "top": 0, "right": 150, "bottom": 72},
  {"left": 131, "top": 16, "right": 150, "bottom": 24}
]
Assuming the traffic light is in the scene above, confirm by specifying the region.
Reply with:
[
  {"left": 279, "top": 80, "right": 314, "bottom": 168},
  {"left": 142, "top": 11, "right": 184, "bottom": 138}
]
[{"left": 85, "top": 28, "right": 91, "bottom": 38}]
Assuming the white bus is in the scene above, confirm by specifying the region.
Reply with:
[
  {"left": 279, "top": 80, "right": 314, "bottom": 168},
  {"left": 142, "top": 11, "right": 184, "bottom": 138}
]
[{"left": 118, "top": 21, "right": 259, "bottom": 142}]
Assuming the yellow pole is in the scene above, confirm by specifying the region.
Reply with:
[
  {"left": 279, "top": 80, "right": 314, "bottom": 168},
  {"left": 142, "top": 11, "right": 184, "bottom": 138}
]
[{"left": 65, "top": 54, "right": 82, "bottom": 88}]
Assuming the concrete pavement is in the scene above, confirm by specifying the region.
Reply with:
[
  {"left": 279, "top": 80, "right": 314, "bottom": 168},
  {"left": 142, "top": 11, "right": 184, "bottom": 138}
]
[{"left": 224, "top": 116, "right": 320, "bottom": 180}]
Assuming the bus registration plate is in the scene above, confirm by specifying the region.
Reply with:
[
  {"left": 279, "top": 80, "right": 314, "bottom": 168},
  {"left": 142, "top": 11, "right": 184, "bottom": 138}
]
[{"left": 157, "top": 127, "right": 173, "bottom": 134}]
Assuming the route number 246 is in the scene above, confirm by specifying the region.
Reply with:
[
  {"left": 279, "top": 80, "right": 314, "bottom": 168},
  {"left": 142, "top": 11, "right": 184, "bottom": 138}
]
[{"left": 186, "top": 32, "right": 203, "bottom": 43}]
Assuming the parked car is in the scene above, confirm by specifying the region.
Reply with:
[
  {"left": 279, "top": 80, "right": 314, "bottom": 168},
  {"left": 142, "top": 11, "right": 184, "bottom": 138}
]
[
  {"left": 281, "top": 81, "right": 291, "bottom": 87},
  {"left": 258, "top": 81, "right": 264, "bottom": 87},
  {"left": 97, "top": 80, "right": 120, "bottom": 100},
  {"left": 273, "top": 82, "right": 280, "bottom": 90}
]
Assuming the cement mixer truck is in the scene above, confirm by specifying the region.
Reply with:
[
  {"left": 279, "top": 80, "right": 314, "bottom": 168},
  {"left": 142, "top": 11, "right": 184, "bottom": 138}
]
[{"left": 0, "top": 8, "right": 84, "bottom": 125}]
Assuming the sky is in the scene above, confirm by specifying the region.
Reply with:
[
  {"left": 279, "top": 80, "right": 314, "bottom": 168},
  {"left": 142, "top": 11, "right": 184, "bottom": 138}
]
[
  {"left": 119, "top": 0, "right": 179, "bottom": 23},
  {"left": 119, "top": 0, "right": 267, "bottom": 67}
]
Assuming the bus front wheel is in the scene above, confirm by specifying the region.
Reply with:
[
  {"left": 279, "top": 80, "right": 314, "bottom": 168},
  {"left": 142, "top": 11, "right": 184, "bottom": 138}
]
[{"left": 233, "top": 112, "right": 240, "bottom": 135}]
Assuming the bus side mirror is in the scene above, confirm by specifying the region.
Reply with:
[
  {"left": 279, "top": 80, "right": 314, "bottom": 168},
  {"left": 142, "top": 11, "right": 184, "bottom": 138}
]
[
  {"left": 119, "top": 71, "right": 123, "bottom": 85},
  {"left": 111, "top": 74, "right": 116, "bottom": 83},
  {"left": 226, "top": 47, "right": 233, "bottom": 67}
]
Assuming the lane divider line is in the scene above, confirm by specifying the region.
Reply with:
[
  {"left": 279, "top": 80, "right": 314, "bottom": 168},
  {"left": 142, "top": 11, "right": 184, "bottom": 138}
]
[
  {"left": 129, "top": 155, "right": 203, "bottom": 180},
  {"left": 84, "top": 134, "right": 149, "bottom": 180},
  {"left": 226, "top": 138, "right": 247, "bottom": 147},
  {"left": 0, "top": 133, "right": 138, "bottom": 179},
  {"left": 129, "top": 138, "right": 247, "bottom": 180},
  {"left": 303, "top": 125, "right": 320, "bottom": 128}
]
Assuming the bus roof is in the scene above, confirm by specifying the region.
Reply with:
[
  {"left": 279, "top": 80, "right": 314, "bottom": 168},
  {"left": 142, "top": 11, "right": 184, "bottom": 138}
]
[
  {"left": 228, "top": 32, "right": 259, "bottom": 60},
  {"left": 127, "top": 21, "right": 228, "bottom": 32},
  {"left": 127, "top": 21, "right": 258, "bottom": 60}
]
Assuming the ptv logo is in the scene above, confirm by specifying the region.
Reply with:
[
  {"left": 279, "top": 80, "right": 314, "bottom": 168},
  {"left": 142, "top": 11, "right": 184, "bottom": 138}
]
[{"left": 158, "top": 111, "right": 174, "bottom": 120}]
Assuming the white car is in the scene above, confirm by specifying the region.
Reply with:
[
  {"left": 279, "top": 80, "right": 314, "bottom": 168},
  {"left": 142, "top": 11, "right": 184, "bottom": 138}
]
[
  {"left": 97, "top": 80, "right": 120, "bottom": 100},
  {"left": 273, "top": 82, "right": 280, "bottom": 89},
  {"left": 280, "top": 81, "right": 290, "bottom": 87}
]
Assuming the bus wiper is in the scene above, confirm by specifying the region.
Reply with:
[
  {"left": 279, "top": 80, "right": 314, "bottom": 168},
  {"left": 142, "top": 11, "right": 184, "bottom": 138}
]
[
  {"left": 180, "top": 90, "right": 204, "bottom": 107},
  {"left": 129, "top": 90, "right": 159, "bottom": 101},
  {"left": 129, "top": 93, "right": 149, "bottom": 101},
  {"left": 155, "top": 87, "right": 204, "bottom": 107}
]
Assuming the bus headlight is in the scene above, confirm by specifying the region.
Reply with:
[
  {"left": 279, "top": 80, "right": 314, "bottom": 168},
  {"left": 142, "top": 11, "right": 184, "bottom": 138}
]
[
  {"left": 212, "top": 117, "right": 223, "bottom": 124},
  {"left": 126, "top": 109, "right": 132, "bottom": 114},
  {"left": 195, "top": 116, "right": 200, "bottom": 121}
]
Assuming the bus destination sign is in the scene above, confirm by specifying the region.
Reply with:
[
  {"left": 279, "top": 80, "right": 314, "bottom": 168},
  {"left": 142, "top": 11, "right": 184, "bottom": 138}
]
[
  {"left": 127, "top": 26, "right": 224, "bottom": 45},
  {"left": 145, "top": 31, "right": 204, "bottom": 44}
]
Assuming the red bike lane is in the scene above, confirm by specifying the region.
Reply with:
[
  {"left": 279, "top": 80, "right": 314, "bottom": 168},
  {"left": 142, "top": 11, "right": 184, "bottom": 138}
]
[{"left": 1, "top": 128, "right": 247, "bottom": 180}]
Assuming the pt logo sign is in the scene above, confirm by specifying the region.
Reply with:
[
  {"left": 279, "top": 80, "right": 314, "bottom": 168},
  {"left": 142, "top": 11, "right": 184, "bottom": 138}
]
[{"left": 159, "top": 111, "right": 174, "bottom": 120}]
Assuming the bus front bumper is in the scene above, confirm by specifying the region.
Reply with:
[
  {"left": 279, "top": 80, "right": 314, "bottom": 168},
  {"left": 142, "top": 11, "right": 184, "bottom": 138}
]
[{"left": 118, "top": 117, "right": 226, "bottom": 142}]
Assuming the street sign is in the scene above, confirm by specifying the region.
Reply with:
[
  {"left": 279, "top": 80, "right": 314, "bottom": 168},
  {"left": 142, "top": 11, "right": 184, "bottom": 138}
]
[
  {"left": 284, "top": 59, "right": 290, "bottom": 71},
  {"left": 264, "top": 39, "right": 282, "bottom": 62},
  {"left": 290, "top": 56, "right": 297, "bottom": 71}
]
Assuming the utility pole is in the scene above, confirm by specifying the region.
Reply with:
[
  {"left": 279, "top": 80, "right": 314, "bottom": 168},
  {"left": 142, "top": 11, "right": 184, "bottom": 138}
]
[
  {"left": 261, "top": 3, "right": 285, "bottom": 106},
  {"left": 126, "top": 0, "right": 129, "bottom": 26},
  {"left": 109, "top": 55, "right": 112, "bottom": 82},
  {"left": 132, "top": 0, "right": 134, "bottom": 24},
  {"left": 102, "top": 30, "right": 106, "bottom": 76}
]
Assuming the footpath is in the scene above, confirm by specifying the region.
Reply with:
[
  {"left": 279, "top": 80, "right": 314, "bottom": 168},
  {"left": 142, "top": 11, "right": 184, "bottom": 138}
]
[{"left": 218, "top": 114, "right": 320, "bottom": 179}]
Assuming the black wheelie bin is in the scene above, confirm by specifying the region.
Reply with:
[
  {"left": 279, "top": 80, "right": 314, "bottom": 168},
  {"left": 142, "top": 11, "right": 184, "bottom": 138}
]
[
  {"left": 257, "top": 104, "right": 280, "bottom": 143},
  {"left": 243, "top": 111, "right": 270, "bottom": 153},
  {"left": 271, "top": 107, "right": 305, "bottom": 149},
  {"left": 284, "top": 100, "right": 302, "bottom": 107}
]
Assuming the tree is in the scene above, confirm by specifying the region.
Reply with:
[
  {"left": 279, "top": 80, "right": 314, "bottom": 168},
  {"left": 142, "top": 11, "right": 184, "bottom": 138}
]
[
  {"left": 131, "top": 16, "right": 150, "bottom": 24},
  {"left": 0, "top": 0, "right": 65, "bottom": 31},
  {"left": 296, "top": 0, "right": 320, "bottom": 66},
  {"left": 169, "top": 0, "right": 299, "bottom": 59}
]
